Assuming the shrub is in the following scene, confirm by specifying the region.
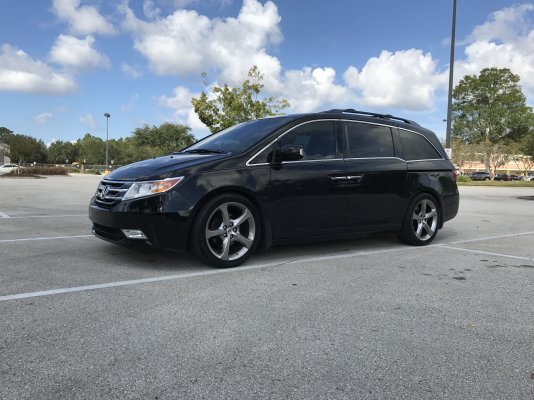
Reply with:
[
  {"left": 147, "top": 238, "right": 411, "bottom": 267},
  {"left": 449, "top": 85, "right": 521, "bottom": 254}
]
[
  {"left": 84, "top": 169, "right": 102, "bottom": 175},
  {"left": 457, "top": 174, "right": 471, "bottom": 182},
  {"left": 7, "top": 167, "right": 69, "bottom": 176}
]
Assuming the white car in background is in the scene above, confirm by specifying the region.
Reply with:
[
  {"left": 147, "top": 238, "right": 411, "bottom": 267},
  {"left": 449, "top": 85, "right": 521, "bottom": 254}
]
[{"left": 0, "top": 163, "right": 18, "bottom": 175}]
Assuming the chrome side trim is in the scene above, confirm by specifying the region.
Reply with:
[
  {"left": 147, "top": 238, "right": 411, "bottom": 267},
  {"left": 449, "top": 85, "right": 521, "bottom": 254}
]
[
  {"left": 343, "top": 156, "right": 405, "bottom": 162},
  {"left": 246, "top": 118, "right": 445, "bottom": 166},
  {"left": 282, "top": 158, "right": 343, "bottom": 165}
]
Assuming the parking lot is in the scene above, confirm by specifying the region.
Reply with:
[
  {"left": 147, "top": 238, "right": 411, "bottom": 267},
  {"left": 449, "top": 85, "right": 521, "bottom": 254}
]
[{"left": 1, "top": 175, "right": 533, "bottom": 399}]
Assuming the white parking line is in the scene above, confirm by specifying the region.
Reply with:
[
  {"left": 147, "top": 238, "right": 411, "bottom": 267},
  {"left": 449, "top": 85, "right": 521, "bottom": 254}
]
[
  {"left": 1, "top": 230, "right": 533, "bottom": 302},
  {"left": 0, "top": 260, "right": 292, "bottom": 301},
  {"left": 0, "top": 211, "right": 9, "bottom": 218},
  {"left": 438, "top": 245, "right": 532, "bottom": 261},
  {"left": 0, "top": 234, "right": 93, "bottom": 244},
  {"left": 447, "top": 231, "right": 534, "bottom": 245}
]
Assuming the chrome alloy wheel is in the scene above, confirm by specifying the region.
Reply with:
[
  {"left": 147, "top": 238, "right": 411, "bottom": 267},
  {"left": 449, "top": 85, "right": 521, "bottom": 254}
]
[
  {"left": 204, "top": 202, "right": 256, "bottom": 261},
  {"left": 411, "top": 198, "right": 438, "bottom": 241}
]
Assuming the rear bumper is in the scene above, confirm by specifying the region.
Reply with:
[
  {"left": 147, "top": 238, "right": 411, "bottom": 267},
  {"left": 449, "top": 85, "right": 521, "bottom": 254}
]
[
  {"left": 442, "top": 192, "right": 460, "bottom": 224},
  {"left": 89, "top": 198, "right": 191, "bottom": 252}
]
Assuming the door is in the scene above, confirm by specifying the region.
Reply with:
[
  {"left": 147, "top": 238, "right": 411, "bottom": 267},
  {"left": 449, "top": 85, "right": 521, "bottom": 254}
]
[
  {"left": 342, "top": 121, "right": 407, "bottom": 231},
  {"left": 270, "top": 120, "right": 347, "bottom": 239}
]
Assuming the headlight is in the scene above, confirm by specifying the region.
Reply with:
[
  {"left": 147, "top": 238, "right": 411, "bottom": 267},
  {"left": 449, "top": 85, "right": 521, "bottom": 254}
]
[{"left": 122, "top": 177, "right": 184, "bottom": 201}]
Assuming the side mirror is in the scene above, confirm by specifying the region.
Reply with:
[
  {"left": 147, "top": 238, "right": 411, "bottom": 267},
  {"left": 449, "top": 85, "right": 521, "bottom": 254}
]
[{"left": 279, "top": 145, "right": 304, "bottom": 162}]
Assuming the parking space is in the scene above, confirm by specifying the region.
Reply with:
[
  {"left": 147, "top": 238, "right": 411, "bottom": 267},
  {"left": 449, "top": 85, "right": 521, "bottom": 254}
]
[{"left": 1, "top": 176, "right": 533, "bottom": 399}]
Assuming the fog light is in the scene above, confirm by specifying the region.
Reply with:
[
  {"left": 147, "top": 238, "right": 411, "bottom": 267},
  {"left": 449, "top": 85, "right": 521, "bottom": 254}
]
[{"left": 121, "top": 229, "right": 147, "bottom": 240}]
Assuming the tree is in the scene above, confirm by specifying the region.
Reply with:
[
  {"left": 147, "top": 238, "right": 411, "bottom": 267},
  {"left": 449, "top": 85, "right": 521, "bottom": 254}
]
[
  {"left": 47, "top": 140, "right": 80, "bottom": 164},
  {"left": 7, "top": 134, "right": 47, "bottom": 165},
  {"left": 450, "top": 138, "right": 475, "bottom": 173},
  {"left": 132, "top": 123, "right": 195, "bottom": 155},
  {"left": 77, "top": 133, "right": 105, "bottom": 165},
  {"left": 0, "top": 127, "right": 13, "bottom": 144},
  {"left": 191, "top": 66, "right": 290, "bottom": 133},
  {"left": 452, "top": 67, "right": 534, "bottom": 179}
]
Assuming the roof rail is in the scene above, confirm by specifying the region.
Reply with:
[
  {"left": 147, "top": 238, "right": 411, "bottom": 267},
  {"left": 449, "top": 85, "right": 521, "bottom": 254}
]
[{"left": 322, "top": 109, "right": 418, "bottom": 125}]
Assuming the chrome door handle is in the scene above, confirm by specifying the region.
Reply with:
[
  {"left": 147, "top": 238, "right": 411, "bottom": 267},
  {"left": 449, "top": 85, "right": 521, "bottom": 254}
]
[
  {"left": 329, "top": 176, "right": 348, "bottom": 181},
  {"left": 347, "top": 175, "right": 362, "bottom": 180}
]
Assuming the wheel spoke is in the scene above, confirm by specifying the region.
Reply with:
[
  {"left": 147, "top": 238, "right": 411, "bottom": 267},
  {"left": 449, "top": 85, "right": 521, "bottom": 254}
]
[
  {"left": 422, "top": 221, "right": 434, "bottom": 236},
  {"left": 415, "top": 222, "right": 424, "bottom": 237},
  {"left": 217, "top": 204, "right": 231, "bottom": 227},
  {"left": 206, "top": 227, "right": 225, "bottom": 239},
  {"left": 420, "top": 200, "right": 427, "bottom": 215},
  {"left": 220, "top": 237, "right": 231, "bottom": 260},
  {"left": 233, "top": 208, "right": 252, "bottom": 228},
  {"left": 424, "top": 209, "right": 437, "bottom": 219},
  {"left": 234, "top": 233, "right": 253, "bottom": 248}
]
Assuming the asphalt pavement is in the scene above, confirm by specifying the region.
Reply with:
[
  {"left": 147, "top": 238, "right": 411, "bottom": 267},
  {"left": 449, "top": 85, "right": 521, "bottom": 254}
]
[{"left": 0, "top": 175, "right": 533, "bottom": 399}]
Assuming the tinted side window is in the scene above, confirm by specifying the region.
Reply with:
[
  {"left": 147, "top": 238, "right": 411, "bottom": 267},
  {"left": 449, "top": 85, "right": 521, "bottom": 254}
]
[
  {"left": 399, "top": 130, "right": 442, "bottom": 161},
  {"left": 345, "top": 122, "right": 394, "bottom": 158},
  {"left": 278, "top": 121, "right": 336, "bottom": 161}
]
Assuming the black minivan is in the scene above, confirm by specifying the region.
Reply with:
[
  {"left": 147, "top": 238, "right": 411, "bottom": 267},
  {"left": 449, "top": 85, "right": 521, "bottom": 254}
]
[{"left": 89, "top": 109, "right": 459, "bottom": 267}]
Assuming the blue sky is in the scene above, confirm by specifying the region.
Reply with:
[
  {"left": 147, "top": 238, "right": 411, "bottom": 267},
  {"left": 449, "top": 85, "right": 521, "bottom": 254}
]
[{"left": 1, "top": 0, "right": 533, "bottom": 146}]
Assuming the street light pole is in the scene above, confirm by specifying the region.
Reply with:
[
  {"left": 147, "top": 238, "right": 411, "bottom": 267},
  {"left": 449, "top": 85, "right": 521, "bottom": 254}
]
[
  {"left": 445, "top": 0, "right": 457, "bottom": 149},
  {"left": 104, "top": 113, "right": 110, "bottom": 170}
]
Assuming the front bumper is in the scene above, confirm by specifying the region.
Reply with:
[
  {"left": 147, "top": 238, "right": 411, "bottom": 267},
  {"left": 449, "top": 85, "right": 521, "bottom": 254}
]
[{"left": 88, "top": 196, "right": 193, "bottom": 252}]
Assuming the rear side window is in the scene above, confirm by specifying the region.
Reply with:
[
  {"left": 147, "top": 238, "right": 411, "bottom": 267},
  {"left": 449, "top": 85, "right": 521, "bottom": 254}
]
[
  {"left": 344, "top": 122, "right": 394, "bottom": 158},
  {"left": 399, "top": 130, "right": 442, "bottom": 161},
  {"left": 278, "top": 121, "right": 336, "bottom": 161}
]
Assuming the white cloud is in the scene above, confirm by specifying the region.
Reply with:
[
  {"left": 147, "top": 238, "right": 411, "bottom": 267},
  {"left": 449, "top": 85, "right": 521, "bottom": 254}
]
[
  {"left": 456, "top": 4, "right": 534, "bottom": 98},
  {"left": 49, "top": 35, "right": 110, "bottom": 70},
  {"left": 469, "top": 4, "right": 534, "bottom": 43},
  {"left": 159, "top": 86, "right": 208, "bottom": 130},
  {"left": 79, "top": 113, "right": 97, "bottom": 130},
  {"left": 343, "top": 49, "right": 447, "bottom": 111},
  {"left": 121, "top": 63, "right": 142, "bottom": 79},
  {"left": 0, "top": 44, "right": 75, "bottom": 95},
  {"left": 120, "top": 0, "right": 282, "bottom": 81},
  {"left": 149, "top": 2, "right": 534, "bottom": 119},
  {"left": 281, "top": 67, "right": 355, "bottom": 112},
  {"left": 52, "top": 0, "right": 116, "bottom": 35},
  {"left": 143, "top": 0, "right": 161, "bottom": 19},
  {"left": 35, "top": 112, "right": 53, "bottom": 125}
]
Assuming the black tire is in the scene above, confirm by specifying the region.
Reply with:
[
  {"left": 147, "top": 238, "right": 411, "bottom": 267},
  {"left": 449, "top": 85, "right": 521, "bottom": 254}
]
[
  {"left": 191, "top": 193, "right": 260, "bottom": 268},
  {"left": 397, "top": 193, "right": 440, "bottom": 246},
  {"left": 485, "top": 177, "right": 490, "bottom": 181}
]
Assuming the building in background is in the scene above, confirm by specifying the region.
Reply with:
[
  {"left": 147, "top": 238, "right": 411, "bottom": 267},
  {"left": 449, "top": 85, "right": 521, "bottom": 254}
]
[{"left": 0, "top": 143, "right": 10, "bottom": 164}]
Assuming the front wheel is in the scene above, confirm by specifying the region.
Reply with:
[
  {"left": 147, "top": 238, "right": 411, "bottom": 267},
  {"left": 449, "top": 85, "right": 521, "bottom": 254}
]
[
  {"left": 397, "top": 194, "right": 440, "bottom": 246},
  {"left": 191, "top": 194, "right": 260, "bottom": 268}
]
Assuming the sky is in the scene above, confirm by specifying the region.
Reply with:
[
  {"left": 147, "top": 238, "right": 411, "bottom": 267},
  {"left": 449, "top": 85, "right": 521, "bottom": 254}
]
[{"left": 0, "top": 0, "right": 533, "bottom": 146}]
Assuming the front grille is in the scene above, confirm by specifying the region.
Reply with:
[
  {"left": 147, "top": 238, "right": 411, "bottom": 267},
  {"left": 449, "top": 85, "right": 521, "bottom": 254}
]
[{"left": 94, "top": 180, "right": 132, "bottom": 209}]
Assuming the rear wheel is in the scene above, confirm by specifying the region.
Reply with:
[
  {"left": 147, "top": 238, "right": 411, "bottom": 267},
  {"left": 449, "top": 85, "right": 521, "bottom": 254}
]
[
  {"left": 398, "top": 194, "right": 440, "bottom": 246},
  {"left": 191, "top": 194, "right": 260, "bottom": 268}
]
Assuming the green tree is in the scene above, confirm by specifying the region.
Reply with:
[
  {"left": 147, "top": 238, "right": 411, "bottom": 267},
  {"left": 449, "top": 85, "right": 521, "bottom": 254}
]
[
  {"left": 77, "top": 133, "right": 105, "bottom": 165},
  {"left": 191, "top": 66, "right": 290, "bottom": 133},
  {"left": 132, "top": 123, "right": 195, "bottom": 155},
  {"left": 47, "top": 140, "right": 80, "bottom": 164},
  {"left": 452, "top": 67, "right": 534, "bottom": 179},
  {"left": 7, "top": 134, "right": 47, "bottom": 165},
  {"left": 0, "top": 127, "right": 13, "bottom": 144}
]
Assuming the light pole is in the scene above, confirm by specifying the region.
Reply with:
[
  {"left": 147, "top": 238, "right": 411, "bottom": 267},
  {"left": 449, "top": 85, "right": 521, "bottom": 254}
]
[
  {"left": 104, "top": 113, "right": 110, "bottom": 170},
  {"left": 445, "top": 0, "right": 457, "bottom": 149}
]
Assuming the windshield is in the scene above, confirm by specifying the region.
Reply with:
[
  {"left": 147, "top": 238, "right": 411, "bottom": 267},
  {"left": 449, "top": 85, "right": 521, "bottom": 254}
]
[{"left": 184, "top": 117, "right": 295, "bottom": 154}]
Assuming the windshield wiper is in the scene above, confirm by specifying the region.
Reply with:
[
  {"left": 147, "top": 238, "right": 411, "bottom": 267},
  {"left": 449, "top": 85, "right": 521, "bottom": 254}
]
[{"left": 183, "top": 149, "right": 226, "bottom": 154}]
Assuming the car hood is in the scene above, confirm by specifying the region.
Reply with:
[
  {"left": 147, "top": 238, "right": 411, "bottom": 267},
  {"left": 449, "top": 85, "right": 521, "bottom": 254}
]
[{"left": 106, "top": 153, "right": 226, "bottom": 181}]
